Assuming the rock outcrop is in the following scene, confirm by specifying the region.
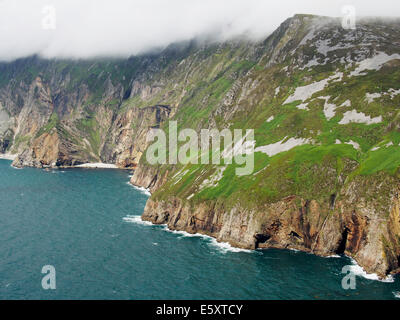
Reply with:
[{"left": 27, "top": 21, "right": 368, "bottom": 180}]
[
  {"left": 130, "top": 16, "right": 400, "bottom": 277},
  {"left": 1, "top": 15, "right": 400, "bottom": 277},
  {"left": 135, "top": 173, "right": 400, "bottom": 277}
]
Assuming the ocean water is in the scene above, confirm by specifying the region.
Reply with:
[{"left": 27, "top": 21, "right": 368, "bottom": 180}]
[{"left": 0, "top": 159, "right": 399, "bottom": 300}]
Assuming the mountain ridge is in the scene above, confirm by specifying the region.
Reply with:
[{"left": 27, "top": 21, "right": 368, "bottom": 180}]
[{"left": 1, "top": 14, "right": 400, "bottom": 277}]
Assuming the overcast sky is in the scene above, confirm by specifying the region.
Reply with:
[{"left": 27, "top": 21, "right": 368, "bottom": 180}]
[{"left": 0, "top": 0, "right": 398, "bottom": 61}]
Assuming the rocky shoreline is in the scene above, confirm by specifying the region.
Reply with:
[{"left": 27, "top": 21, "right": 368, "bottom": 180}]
[
  {"left": 131, "top": 170, "right": 400, "bottom": 279},
  {"left": 1, "top": 14, "right": 400, "bottom": 281},
  {"left": 136, "top": 209, "right": 396, "bottom": 282}
]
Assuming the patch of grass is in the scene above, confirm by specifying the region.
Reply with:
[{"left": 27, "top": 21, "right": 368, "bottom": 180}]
[
  {"left": 357, "top": 146, "right": 400, "bottom": 175},
  {"left": 76, "top": 116, "right": 101, "bottom": 156},
  {"left": 36, "top": 113, "right": 59, "bottom": 138}
]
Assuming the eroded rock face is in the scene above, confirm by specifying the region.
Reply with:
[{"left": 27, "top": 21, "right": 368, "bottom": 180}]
[
  {"left": 140, "top": 184, "right": 400, "bottom": 277},
  {"left": 126, "top": 16, "right": 400, "bottom": 277},
  {"left": 102, "top": 105, "right": 171, "bottom": 168},
  {"left": 1, "top": 69, "right": 172, "bottom": 168},
  {"left": 130, "top": 164, "right": 170, "bottom": 193},
  {"left": 13, "top": 131, "right": 60, "bottom": 168},
  {"left": 12, "top": 128, "right": 92, "bottom": 168},
  {"left": 1, "top": 15, "right": 400, "bottom": 278},
  {"left": 132, "top": 159, "right": 400, "bottom": 278}
]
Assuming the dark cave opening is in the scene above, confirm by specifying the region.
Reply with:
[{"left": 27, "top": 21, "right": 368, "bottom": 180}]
[
  {"left": 336, "top": 227, "right": 350, "bottom": 254},
  {"left": 254, "top": 234, "right": 270, "bottom": 249},
  {"left": 289, "top": 231, "right": 301, "bottom": 239}
]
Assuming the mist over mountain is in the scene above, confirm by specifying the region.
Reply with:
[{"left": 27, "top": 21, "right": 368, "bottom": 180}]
[
  {"left": 0, "top": 0, "right": 399, "bottom": 61},
  {"left": 1, "top": 12, "right": 400, "bottom": 278},
  {"left": 1, "top": 0, "right": 400, "bottom": 297}
]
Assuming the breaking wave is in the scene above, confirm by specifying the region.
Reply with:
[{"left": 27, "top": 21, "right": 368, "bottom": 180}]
[
  {"left": 122, "top": 215, "right": 252, "bottom": 253},
  {"left": 349, "top": 258, "right": 394, "bottom": 283},
  {"left": 126, "top": 183, "right": 151, "bottom": 196},
  {"left": 123, "top": 215, "right": 153, "bottom": 226}
]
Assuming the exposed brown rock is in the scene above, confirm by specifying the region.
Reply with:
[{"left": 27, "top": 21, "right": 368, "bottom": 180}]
[{"left": 134, "top": 176, "right": 400, "bottom": 278}]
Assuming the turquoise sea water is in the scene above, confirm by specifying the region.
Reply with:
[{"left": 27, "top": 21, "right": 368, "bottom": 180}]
[{"left": 0, "top": 159, "right": 399, "bottom": 300}]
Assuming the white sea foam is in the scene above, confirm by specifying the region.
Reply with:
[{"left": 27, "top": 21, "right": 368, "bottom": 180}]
[
  {"left": 348, "top": 258, "right": 394, "bottom": 283},
  {"left": 208, "top": 238, "right": 253, "bottom": 253},
  {"left": 325, "top": 254, "right": 341, "bottom": 258},
  {"left": 393, "top": 291, "right": 400, "bottom": 299},
  {"left": 49, "top": 169, "right": 66, "bottom": 174},
  {"left": 123, "top": 215, "right": 252, "bottom": 254},
  {"left": 122, "top": 215, "right": 153, "bottom": 226},
  {"left": 162, "top": 225, "right": 252, "bottom": 253},
  {"left": 163, "top": 227, "right": 208, "bottom": 239},
  {"left": 127, "top": 183, "right": 151, "bottom": 196}
]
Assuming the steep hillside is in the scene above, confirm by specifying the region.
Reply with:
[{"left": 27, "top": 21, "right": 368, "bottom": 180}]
[
  {"left": 131, "top": 15, "right": 400, "bottom": 277},
  {"left": 0, "top": 38, "right": 263, "bottom": 167},
  {"left": 1, "top": 14, "right": 400, "bottom": 277}
]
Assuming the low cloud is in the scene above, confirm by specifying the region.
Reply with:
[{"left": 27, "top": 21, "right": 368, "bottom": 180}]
[{"left": 0, "top": 0, "right": 398, "bottom": 61}]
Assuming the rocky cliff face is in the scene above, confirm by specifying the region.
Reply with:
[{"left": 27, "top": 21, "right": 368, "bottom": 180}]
[
  {"left": 130, "top": 15, "right": 400, "bottom": 277},
  {"left": 1, "top": 14, "right": 400, "bottom": 277},
  {"left": 136, "top": 166, "right": 400, "bottom": 277},
  {"left": 0, "top": 56, "right": 177, "bottom": 168},
  {"left": 102, "top": 105, "right": 172, "bottom": 168},
  {"left": 0, "top": 38, "right": 261, "bottom": 167}
]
